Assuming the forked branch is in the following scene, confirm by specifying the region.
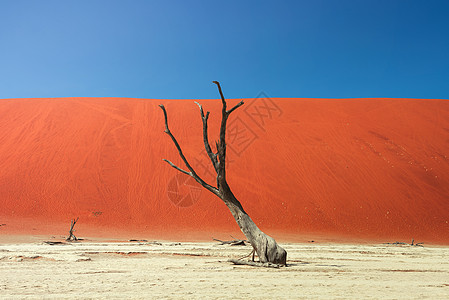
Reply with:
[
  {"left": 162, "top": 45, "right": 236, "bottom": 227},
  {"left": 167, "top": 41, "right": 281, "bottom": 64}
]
[
  {"left": 160, "top": 82, "right": 244, "bottom": 193},
  {"left": 159, "top": 104, "right": 218, "bottom": 195},
  {"left": 212, "top": 81, "right": 244, "bottom": 184},
  {"left": 66, "top": 217, "right": 79, "bottom": 241}
]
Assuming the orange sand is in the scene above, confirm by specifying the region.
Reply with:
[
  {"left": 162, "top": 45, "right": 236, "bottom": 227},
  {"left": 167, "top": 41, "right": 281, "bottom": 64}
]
[{"left": 0, "top": 97, "right": 448, "bottom": 244}]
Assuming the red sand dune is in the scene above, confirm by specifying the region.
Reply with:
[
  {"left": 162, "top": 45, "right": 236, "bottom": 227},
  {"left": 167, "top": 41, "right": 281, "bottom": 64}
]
[{"left": 1, "top": 96, "right": 448, "bottom": 244}]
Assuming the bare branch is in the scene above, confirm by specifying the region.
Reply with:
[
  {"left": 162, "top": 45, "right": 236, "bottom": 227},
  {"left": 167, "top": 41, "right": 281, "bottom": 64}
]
[
  {"left": 194, "top": 101, "right": 219, "bottom": 172},
  {"left": 159, "top": 104, "right": 219, "bottom": 195},
  {"left": 159, "top": 105, "right": 195, "bottom": 173},
  {"left": 162, "top": 159, "right": 191, "bottom": 176},
  {"left": 227, "top": 100, "right": 244, "bottom": 114},
  {"left": 212, "top": 81, "right": 226, "bottom": 108}
]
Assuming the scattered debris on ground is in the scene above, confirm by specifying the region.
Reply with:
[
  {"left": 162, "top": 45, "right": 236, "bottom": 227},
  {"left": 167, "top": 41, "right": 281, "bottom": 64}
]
[
  {"left": 44, "top": 241, "right": 66, "bottom": 245},
  {"left": 384, "top": 239, "right": 424, "bottom": 247},
  {"left": 228, "top": 259, "right": 283, "bottom": 268},
  {"left": 213, "top": 236, "right": 248, "bottom": 246}
]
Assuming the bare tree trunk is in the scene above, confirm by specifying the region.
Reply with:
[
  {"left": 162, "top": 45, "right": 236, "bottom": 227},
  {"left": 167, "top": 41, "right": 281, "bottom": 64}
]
[
  {"left": 159, "top": 81, "right": 287, "bottom": 265},
  {"left": 66, "top": 217, "right": 79, "bottom": 241},
  {"left": 221, "top": 188, "right": 287, "bottom": 264}
]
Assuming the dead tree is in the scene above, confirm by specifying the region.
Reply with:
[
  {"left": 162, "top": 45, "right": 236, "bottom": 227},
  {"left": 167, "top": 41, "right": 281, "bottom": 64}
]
[
  {"left": 159, "top": 81, "right": 287, "bottom": 265},
  {"left": 66, "top": 217, "right": 79, "bottom": 241}
]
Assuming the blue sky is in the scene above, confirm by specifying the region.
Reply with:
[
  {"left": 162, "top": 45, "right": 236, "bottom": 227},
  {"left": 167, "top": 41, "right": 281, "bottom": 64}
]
[{"left": 0, "top": 0, "right": 448, "bottom": 99}]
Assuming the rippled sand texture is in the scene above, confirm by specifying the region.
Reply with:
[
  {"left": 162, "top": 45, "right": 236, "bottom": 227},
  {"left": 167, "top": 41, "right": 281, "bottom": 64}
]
[
  {"left": 1, "top": 97, "right": 449, "bottom": 244},
  {"left": 1, "top": 241, "right": 448, "bottom": 299}
]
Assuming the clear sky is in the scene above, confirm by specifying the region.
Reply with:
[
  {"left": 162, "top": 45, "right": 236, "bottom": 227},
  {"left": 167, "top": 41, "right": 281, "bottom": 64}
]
[{"left": 1, "top": 0, "right": 448, "bottom": 100}]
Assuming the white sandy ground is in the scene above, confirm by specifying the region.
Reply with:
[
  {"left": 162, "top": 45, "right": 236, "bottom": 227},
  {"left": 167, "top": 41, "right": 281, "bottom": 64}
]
[{"left": 0, "top": 240, "right": 448, "bottom": 299}]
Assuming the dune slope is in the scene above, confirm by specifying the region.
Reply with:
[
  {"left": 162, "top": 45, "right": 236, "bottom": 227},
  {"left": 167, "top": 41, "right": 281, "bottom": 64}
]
[{"left": 1, "top": 96, "right": 448, "bottom": 243}]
